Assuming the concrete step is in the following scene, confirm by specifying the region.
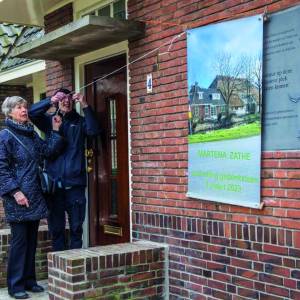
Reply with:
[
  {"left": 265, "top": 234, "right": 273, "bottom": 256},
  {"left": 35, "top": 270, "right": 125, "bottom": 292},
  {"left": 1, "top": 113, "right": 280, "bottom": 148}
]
[{"left": 0, "top": 280, "right": 48, "bottom": 299}]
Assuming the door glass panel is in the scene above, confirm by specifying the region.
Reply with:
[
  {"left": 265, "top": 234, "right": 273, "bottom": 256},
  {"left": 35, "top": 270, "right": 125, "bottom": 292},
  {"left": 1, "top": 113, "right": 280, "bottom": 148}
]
[
  {"left": 110, "top": 98, "right": 117, "bottom": 174},
  {"left": 111, "top": 139, "right": 117, "bottom": 174},
  {"left": 110, "top": 98, "right": 116, "bottom": 137},
  {"left": 109, "top": 97, "right": 118, "bottom": 217}
]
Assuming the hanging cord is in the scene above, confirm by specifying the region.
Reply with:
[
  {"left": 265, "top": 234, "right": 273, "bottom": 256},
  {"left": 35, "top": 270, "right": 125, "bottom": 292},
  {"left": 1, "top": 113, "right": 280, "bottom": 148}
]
[
  {"left": 66, "top": 31, "right": 186, "bottom": 95},
  {"left": 65, "top": 10, "right": 259, "bottom": 96},
  {"left": 54, "top": 31, "right": 186, "bottom": 115},
  {"left": 158, "top": 33, "right": 183, "bottom": 56},
  {"left": 53, "top": 11, "right": 265, "bottom": 111}
]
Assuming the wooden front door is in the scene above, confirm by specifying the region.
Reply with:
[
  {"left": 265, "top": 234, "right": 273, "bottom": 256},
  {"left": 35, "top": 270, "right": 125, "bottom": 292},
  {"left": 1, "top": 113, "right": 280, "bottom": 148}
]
[{"left": 85, "top": 55, "right": 130, "bottom": 246}]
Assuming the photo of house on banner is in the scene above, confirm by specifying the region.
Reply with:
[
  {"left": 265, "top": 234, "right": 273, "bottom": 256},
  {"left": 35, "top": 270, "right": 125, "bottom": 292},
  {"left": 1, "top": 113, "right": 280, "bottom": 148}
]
[{"left": 187, "top": 15, "right": 263, "bottom": 208}]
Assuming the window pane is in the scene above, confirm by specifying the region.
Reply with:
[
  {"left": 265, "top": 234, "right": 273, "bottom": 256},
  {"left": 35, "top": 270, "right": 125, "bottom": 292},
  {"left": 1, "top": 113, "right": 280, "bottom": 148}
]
[
  {"left": 110, "top": 98, "right": 116, "bottom": 137},
  {"left": 109, "top": 98, "right": 117, "bottom": 175},
  {"left": 109, "top": 97, "right": 118, "bottom": 217},
  {"left": 111, "top": 139, "right": 117, "bottom": 174},
  {"left": 113, "top": 0, "right": 126, "bottom": 19},
  {"left": 98, "top": 5, "right": 111, "bottom": 17}
]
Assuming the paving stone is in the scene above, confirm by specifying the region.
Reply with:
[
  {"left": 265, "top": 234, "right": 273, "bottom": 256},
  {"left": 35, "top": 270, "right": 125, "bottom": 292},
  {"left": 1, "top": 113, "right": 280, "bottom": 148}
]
[{"left": 0, "top": 280, "right": 48, "bottom": 300}]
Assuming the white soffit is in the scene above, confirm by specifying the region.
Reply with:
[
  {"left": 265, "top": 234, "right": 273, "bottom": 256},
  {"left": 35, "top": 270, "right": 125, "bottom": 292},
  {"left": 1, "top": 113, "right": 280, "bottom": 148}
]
[
  {"left": 0, "top": 60, "right": 45, "bottom": 83},
  {"left": 0, "top": 0, "right": 62, "bottom": 26}
]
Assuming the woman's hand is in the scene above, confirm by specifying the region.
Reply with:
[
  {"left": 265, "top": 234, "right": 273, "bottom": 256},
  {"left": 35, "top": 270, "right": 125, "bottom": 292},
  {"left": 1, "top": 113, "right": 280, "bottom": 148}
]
[
  {"left": 72, "top": 93, "right": 88, "bottom": 108},
  {"left": 52, "top": 115, "right": 62, "bottom": 131},
  {"left": 13, "top": 191, "right": 29, "bottom": 207}
]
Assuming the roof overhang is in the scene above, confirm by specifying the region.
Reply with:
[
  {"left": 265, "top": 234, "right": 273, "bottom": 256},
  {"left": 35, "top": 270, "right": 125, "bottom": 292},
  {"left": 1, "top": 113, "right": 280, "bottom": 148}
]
[{"left": 11, "top": 15, "right": 145, "bottom": 61}]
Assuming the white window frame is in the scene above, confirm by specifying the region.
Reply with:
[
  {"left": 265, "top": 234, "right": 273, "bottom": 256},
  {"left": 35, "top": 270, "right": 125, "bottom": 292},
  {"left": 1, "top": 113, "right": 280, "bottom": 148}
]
[
  {"left": 212, "top": 93, "right": 220, "bottom": 100},
  {"left": 78, "top": 0, "right": 127, "bottom": 19},
  {"left": 205, "top": 105, "right": 209, "bottom": 116},
  {"left": 211, "top": 105, "right": 216, "bottom": 116},
  {"left": 194, "top": 106, "right": 200, "bottom": 117}
]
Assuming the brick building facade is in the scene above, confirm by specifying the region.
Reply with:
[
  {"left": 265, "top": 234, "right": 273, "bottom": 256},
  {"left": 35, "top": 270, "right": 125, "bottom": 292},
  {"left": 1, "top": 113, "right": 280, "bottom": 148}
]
[
  {"left": 44, "top": 3, "right": 74, "bottom": 96},
  {"left": 0, "top": 0, "right": 299, "bottom": 299},
  {"left": 127, "top": 1, "right": 300, "bottom": 299}
]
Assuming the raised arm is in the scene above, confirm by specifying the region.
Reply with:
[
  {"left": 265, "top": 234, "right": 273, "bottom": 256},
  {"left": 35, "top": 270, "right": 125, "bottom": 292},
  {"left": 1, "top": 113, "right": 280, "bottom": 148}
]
[
  {"left": 73, "top": 93, "right": 101, "bottom": 136},
  {"left": 35, "top": 115, "right": 65, "bottom": 159},
  {"left": 36, "top": 132, "right": 65, "bottom": 160},
  {"left": 82, "top": 106, "right": 101, "bottom": 136},
  {"left": 28, "top": 98, "right": 53, "bottom": 134}
]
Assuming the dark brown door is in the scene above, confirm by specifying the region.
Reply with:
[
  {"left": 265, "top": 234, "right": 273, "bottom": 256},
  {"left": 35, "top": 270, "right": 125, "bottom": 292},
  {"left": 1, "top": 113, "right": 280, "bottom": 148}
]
[{"left": 85, "top": 55, "right": 129, "bottom": 246}]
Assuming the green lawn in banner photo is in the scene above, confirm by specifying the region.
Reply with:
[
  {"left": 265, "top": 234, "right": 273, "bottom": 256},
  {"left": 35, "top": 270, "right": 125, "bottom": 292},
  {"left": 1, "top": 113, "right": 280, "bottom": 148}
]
[{"left": 189, "top": 122, "right": 261, "bottom": 143}]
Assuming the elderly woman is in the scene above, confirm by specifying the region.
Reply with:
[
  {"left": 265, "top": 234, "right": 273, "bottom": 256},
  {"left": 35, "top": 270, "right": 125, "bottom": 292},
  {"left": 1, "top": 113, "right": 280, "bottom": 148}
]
[{"left": 0, "top": 96, "right": 63, "bottom": 299}]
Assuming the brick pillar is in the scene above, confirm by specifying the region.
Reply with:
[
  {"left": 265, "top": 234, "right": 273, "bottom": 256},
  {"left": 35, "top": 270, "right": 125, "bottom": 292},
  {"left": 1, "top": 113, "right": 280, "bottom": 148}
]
[
  {"left": 44, "top": 3, "right": 74, "bottom": 96},
  {"left": 48, "top": 242, "right": 167, "bottom": 299}
]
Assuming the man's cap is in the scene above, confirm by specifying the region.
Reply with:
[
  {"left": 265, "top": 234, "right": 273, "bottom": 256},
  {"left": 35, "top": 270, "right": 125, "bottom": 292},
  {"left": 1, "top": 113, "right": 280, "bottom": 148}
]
[{"left": 53, "top": 88, "right": 71, "bottom": 96}]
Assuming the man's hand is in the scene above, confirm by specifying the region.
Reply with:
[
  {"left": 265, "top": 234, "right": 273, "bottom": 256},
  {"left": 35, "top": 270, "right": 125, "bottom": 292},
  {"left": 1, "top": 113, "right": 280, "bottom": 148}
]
[
  {"left": 13, "top": 191, "right": 29, "bottom": 208},
  {"left": 51, "top": 92, "right": 68, "bottom": 104},
  {"left": 72, "top": 93, "right": 88, "bottom": 108},
  {"left": 52, "top": 115, "right": 62, "bottom": 131}
]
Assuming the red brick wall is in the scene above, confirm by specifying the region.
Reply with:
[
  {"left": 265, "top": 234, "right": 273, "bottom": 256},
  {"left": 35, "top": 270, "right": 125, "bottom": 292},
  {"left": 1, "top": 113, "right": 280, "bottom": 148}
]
[
  {"left": 0, "top": 84, "right": 33, "bottom": 227},
  {"left": 128, "top": 1, "right": 300, "bottom": 299},
  {"left": 44, "top": 3, "right": 74, "bottom": 96}
]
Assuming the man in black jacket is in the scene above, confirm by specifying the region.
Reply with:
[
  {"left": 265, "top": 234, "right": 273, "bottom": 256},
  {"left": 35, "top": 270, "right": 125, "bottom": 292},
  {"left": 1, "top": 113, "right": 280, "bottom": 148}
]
[{"left": 29, "top": 88, "right": 100, "bottom": 251}]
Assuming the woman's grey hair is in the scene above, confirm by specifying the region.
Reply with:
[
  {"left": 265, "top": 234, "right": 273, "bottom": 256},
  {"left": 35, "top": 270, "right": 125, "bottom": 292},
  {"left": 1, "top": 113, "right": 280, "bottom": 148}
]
[{"left": 1, "top": 96, "right": 27, "bottom": 117}]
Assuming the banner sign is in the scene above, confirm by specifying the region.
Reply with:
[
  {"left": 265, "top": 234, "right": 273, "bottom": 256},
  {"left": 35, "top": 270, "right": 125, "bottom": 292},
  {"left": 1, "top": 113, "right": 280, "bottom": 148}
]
[
  {"left": 187, "top": 15, "right": 263, "bottom": 208},
  {"left": 263, "top": 5, "right": 300, "bottom": 150}
]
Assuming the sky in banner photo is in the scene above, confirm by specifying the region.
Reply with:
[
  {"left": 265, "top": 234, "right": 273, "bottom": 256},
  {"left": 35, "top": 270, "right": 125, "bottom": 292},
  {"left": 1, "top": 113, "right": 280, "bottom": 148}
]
[{"left": 187, "top": 15, "right": 263, "bottom": 88}]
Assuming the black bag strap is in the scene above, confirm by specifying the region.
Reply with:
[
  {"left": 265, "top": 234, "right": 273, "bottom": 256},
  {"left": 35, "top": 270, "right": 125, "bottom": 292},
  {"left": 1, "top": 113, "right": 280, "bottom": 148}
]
[{"left": 4, "top": 128, "right": 38, "bottom": 163}]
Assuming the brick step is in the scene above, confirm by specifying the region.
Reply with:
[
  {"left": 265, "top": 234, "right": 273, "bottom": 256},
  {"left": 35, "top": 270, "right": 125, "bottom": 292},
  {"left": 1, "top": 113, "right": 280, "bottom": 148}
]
[
  {"left": 0, "top": 280, "right": 48, "bottom": 299},
  {"left": 48, "top": 241, "right": 168, "bottom": 300}
]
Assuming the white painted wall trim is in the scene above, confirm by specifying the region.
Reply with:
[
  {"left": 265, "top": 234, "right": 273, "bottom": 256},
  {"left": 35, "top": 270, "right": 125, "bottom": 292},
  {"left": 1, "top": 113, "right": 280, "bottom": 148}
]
[{"left": 0, "top": 60, "right": 46, "bottom": 84}]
